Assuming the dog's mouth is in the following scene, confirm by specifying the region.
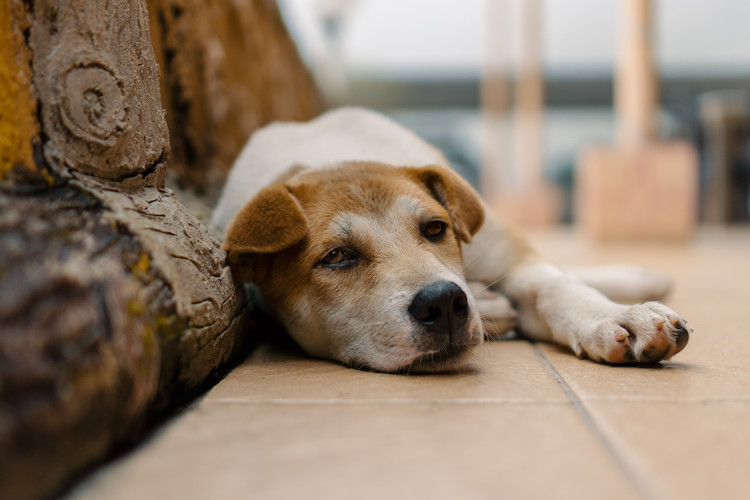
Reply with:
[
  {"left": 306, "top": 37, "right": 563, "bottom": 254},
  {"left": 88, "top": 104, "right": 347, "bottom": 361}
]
[{"left": 400, "top": 343, "right": 475, "bottom": 373}]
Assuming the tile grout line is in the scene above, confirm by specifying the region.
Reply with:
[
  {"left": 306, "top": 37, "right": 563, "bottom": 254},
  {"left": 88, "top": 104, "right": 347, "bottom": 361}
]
[
  {"left": 530, "top": 342, "right": 661, "bottom": 500},
  {"left": 206, "top": 398, "right": 573, "bottom": 406}
]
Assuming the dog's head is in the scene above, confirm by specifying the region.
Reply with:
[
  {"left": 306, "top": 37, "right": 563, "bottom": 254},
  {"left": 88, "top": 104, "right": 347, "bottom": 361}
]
[{"left": 223, "top": 162, "right": 485, "bottom": 372}]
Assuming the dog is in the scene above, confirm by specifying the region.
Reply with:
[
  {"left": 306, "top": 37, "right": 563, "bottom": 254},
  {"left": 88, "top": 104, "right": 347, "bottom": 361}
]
[{"left": 211, "top": 108, "right": 690, "bottom": 373}]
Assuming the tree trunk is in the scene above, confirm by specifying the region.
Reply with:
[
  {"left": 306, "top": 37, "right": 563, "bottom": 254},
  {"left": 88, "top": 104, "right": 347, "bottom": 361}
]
[
  {"left": 0, "top": 1, "right": 319, "bottom": 499},
  {"left": 147, "top": 0, "right": 323, "bottom": 191}
]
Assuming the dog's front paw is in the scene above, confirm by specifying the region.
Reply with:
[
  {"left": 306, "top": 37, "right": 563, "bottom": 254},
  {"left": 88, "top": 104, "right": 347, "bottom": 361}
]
[
  {"left": 468, "top": 281, "right": 518, "bottom": 338},
  {"left": 575, "top": 302, "right": 691, "bottom": 364}
]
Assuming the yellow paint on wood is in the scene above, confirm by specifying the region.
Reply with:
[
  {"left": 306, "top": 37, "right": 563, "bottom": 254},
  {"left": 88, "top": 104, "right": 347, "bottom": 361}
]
[
  {"left": 127, "top": 298, "right": 147, "bottom": 318},
  {"left": 130, "top": 253, "right": 152, "bottom": 279},
  {"left": 0, "top": 1, "right": 38, "bottom": 180}
]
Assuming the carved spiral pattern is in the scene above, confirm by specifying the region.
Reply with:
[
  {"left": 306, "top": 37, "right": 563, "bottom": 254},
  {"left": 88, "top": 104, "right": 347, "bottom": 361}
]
[{"left": 59, "top": 66, "right": 127, "bottom": 147}]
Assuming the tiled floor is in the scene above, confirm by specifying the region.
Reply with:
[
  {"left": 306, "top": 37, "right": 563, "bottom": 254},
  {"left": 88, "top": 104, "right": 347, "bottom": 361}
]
[{"left": 69, "top": 227, "right": 750, "bottom": 500}]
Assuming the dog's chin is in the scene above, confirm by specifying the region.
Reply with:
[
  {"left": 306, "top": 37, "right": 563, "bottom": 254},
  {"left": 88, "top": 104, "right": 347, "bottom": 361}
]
[
  {"left": 404, "top": 344, "right": 476, "bottom": 374},
  {"left": 353, "top": 343, "right": 476, "bottom": 374}
]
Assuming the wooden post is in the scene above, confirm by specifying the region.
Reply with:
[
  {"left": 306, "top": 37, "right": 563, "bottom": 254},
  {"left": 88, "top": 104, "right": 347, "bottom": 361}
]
[
  {"left": 484, "top": 0, "right": 562, "bottom": 226},
  {"left": 146, "top": 0, "right": 322, "bottom": 192},
  {"left": 616, "top": 0, "right": 657, "bottom": 147},
  {"left": 481, "top": 0, "right": 510, "bottom": 205},
  {"left": 514, "top": 0, "right": 545, "bottom": 189},
  {"left": 699, "top": 91, "right": 750, "bottom": 222},
  {"left": 576, "top": 0, "right": 698, "bottom": 241}
]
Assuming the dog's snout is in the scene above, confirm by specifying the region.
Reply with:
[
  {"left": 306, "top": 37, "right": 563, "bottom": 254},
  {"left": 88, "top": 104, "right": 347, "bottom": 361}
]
[{"left": 408, "top": 281, "right": 470, "bottom": 348}]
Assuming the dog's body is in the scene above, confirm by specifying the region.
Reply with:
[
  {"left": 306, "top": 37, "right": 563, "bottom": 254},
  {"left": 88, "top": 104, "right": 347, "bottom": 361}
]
[{"left": 213, "top": 108, "right": 690, "bottom": 372}]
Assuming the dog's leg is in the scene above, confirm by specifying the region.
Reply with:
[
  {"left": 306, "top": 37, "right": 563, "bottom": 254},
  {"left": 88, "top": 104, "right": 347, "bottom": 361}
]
[
  {"left": 467, "top": 281, "right": 517, "bottom": 339},
  {"left": 564, "top": 264, "right": 672, "bottom": 303},
  {"left": 463, "top": 211, "right": 690, "bottom": 363},
  {"left": 501, "top": 262, "right": 690, "bottom": 363}
]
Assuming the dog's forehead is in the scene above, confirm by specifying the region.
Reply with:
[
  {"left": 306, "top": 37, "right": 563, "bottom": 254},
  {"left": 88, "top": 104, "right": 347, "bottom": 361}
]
[
  {"left": 286, "top": 167, "right": 451, "bottom": 258},
  {"left": 292, "top": 166, "right": 445, "bottom": 224},
  {"left": 326, "top": 194, "right": 433, "bottom": 239}
]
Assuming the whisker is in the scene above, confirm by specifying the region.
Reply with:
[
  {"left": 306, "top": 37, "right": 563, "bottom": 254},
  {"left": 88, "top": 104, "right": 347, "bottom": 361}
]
[
  {"left": 474, "top": 275, "right": 507, "bottom": 295},
  {"left": 480, "top": 317, "right": 507, "bottom": 340},
  {"left": 462, "top": 248, "right": 488, "bottom": 274}
]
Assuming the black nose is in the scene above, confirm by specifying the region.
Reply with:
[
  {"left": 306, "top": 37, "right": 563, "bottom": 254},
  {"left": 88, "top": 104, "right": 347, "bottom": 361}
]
[{"left": 408, "top": 281, "right": 470, "bottom": 349}]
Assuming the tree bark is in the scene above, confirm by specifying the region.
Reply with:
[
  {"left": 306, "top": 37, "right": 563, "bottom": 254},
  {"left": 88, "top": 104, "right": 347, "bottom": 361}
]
[
  {"left": 0, "top": 1, "right": 319, "bottom": 499},
  {"left": 147, "top": 0, "right": 322, "bottom": 190}
]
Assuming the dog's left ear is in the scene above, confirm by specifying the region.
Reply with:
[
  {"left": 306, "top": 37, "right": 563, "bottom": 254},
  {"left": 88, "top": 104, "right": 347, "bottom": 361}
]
[{"left": 405, "top": 165, "right": 485, "bottom": 243}]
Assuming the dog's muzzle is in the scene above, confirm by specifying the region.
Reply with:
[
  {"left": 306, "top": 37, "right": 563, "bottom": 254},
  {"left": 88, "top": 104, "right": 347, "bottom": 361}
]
[{"left": 408, "top": 281, "right": 472, "bottom": 353}]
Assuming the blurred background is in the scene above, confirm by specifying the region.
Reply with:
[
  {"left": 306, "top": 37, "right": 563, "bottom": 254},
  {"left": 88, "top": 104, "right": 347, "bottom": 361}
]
[{"left": 278, "top": 0, "right": 750, "bottom": 227}]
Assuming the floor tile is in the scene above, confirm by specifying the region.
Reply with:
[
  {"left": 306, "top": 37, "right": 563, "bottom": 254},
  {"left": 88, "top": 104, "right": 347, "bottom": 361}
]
[
  {"left": 538, "top": 341, "right": 750, "bottom": 402},
  {"left": 534, "top": 228, "right": 750, "bottom": 403},
  {"left": 525, "top": 228, "right": 750, "bottom": 500},
  {"left": 71, "top": 402, "right": 638, "bottom": 500},
  {"left": 585, "top": 400, "right": 750, "bottom": 500},
  {"left": 204, "top": 340, "right": 569, "bottom": 404}
]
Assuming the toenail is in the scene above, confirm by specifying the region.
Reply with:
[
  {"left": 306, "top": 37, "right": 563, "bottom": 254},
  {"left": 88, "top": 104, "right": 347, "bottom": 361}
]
[
  {"left": 675, "top": 328, "right": 689, "bottom": 350},
  {"left": 616, "top": 327, "right": 629, "bottom": 342}
]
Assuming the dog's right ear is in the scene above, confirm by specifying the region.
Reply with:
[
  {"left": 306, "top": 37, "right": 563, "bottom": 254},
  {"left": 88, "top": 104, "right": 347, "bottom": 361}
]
[
  {"left": 222, "top": 185, "right": 308, "bottom": 282},
  {"left": 405, "top": 165, "right": 485, "bottom": 244}
]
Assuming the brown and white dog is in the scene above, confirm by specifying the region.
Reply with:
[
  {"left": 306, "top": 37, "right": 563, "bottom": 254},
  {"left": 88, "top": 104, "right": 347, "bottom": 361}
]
[{"left": 212, "top": 108, "right": 690, "bottom": 373}]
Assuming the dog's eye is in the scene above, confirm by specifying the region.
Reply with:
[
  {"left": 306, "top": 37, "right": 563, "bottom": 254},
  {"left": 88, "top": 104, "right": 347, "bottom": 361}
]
[
  {"left": 319, "top": 247, "right": 358, "bottom": 268},
  {"left": 421, "top": 220, "right": 447, "bottom": 241}
]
